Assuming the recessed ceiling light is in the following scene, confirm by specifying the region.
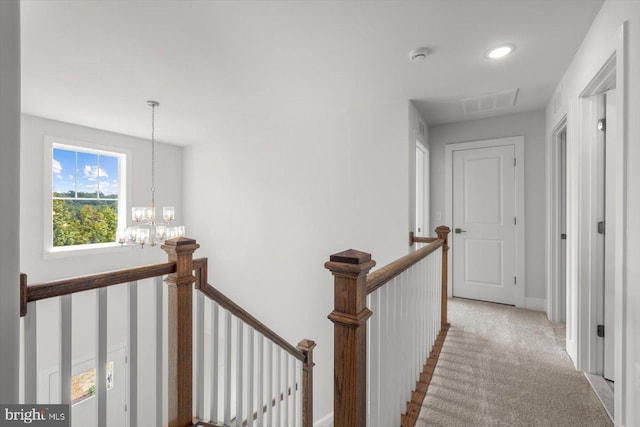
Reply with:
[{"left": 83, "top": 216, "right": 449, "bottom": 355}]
[
  {"left": 486, "top": 44, "right": 515, "bottom": 59},
  {"left": 409, "top": 47, "right": 430, "bottom": 62}
]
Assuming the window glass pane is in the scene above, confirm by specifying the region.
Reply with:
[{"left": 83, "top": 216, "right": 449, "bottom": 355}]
[
  {"left": 99, "top": 154, "right": 119, "bottom": 198},
  {"left": 77, "top": 151, "right": 99, "bottom": 198},
  {"left": 51, "top": 144, "right": 122, "bottom": 248},
  {"left": 52, "top": 148, "right": 77, "bottom": 197},
  {"left": 53, "top": 199, "right": 118, "bottom": 246}
]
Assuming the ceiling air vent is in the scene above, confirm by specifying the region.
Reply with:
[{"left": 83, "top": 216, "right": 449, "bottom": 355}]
[{"left": 462, "top": 88, "right": 519, "bottom": 116}]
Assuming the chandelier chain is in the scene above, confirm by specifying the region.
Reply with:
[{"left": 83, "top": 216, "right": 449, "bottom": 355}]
[{"left": 151, "top": 103, "right": 156, "bottom": 210}]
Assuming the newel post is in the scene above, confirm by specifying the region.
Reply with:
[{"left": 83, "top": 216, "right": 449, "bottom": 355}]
[
  {"left": 162, "top": 237, "right": 200, "bottom": 427},
  {"left": 297, "top": 339, "right": 317, "bottom": 427},
  {"left": 325, "top": 249, "right": 375, "bottom": 427},
  {"left": 435, "top": 226, "right": 451, "bottom": 329}
]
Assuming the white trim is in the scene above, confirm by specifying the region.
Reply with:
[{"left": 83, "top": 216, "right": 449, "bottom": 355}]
[
  {"left": 43, "top": 135, "right": 131, "bottom": 256},
  {"left": 313, "top": 412, "right": 333, "bottom": 427},
  {"left": 525, "top": 297, "right": 546, "bottom": 313},
  {"left": 614, "top": 22, "right": 627, "bottom": 427},
  {"left": 561, "top": 22, "right": 627, "bottom": 425},
  {"left": 445, "top": 136, "right": 526, "bottom": 308}
]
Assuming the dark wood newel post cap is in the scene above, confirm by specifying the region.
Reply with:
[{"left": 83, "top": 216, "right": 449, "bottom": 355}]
[
  {"left": 435, "top": 225, "right": 451, "bottom": 235},
  {"left": 161, "top": 236, "right": 200, "bottom": 254},
  {"left": 324, "top": 249, "right": 376, "bottom": 275},
  {"left": 297, "top": 339, "right": 317, "bottom": 366}
]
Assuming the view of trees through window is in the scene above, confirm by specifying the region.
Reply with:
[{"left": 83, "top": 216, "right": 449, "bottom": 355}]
[{"left": 52, "top": 146, "right": 120, "bottom": 247}]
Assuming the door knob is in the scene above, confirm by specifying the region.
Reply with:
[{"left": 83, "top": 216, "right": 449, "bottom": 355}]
[{"left": 454, "top": 228, "right": 467, "bottom": 234}]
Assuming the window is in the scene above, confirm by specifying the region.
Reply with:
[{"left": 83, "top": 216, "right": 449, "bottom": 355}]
[
  {"left": 45, "top": 137, "right": 127, "bottom": 253},
  {"left": 71, "top": 361, "right": 114, "bottom": 406}
]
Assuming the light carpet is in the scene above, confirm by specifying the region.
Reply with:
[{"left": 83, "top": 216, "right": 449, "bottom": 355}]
[{"left": 416, "top": 298, "right": 612, "bottom": 427}]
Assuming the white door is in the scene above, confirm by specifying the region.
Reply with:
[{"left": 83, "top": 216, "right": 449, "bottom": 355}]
[{"left": 452, "top": 145, "right": 517, "bottom": 305}]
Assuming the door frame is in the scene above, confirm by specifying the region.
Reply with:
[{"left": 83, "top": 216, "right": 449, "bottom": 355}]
[
  {"left": 445, "top": 136, "right": 526, "bottom": 308},
  {"left": 415, "top": 141, "right": 430, "bottom": 237},
  {"left": 547, "top": 117, "right": 568, "bottom": 324},
  {"left": 554, "top": 22, "right": 627, "bottom": 424}
]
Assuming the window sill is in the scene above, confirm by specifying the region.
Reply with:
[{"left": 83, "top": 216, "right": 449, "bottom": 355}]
[{"left": 42, "top": 243, "right": 133, "bottom": 260}]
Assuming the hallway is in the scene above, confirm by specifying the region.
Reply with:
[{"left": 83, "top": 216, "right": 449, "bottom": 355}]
[{"left": 417, "top": 298, "right": 612, "bottom": 427}]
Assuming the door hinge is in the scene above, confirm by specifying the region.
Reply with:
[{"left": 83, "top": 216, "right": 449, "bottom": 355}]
[
  {"left": 597, "top": 221, "right": 605, "bottom": 235},
  {"left": 514, "top": 217, "right": 517, "bottom": 225},
  {"left": 124, "top": 404, "right": 128, "bottom": 412},
  {"left": 514, "top": 276, "right": 517, "bottom": 285},
  {"left": 561, "top": 233, "right": 567, "bottom": 240},
  {"left": 598, "top": 118, "right": 606, "bottom": 131},
  {"left": 514, "top": 158, "right": 517, "bottom": 167},
  {"left": 597, "top": 324, "right": 605, "bottom": 338}
]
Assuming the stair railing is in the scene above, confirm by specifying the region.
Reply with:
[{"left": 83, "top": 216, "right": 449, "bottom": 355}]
[
  {"left": 192, "top": 257, "right": 315, "bottom": 427},
  {"left": 325, "top": 226, "right": 450, "bottom": 427},
  {"left": 20, "top": 237, "right": 314, "bottom": 427}
]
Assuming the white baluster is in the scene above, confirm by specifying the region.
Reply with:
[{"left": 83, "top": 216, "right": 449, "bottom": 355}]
[
  {"left": 60, "top": 295, "right": 72, "bottom": 405},
  {"left": 247, "top": 328, "right": 254, "bottom": 427},
  {"left": 292, "top": 357, "right": 298, "bottom": 427},
  {"left": 196, "top": 290, "right": 205, "bottom": 420},
  {"left": 23, "top": 301, "right": 37, "bottom": 404},
  {"left": 257, "top": 336, "right": 264, "bottom": 426},
  {"left": 154, "top": 277, "right": 164, "bottom": 427},
  {"left": 369, "top": 291, "right": 380, "bottom": 427},
  {"left": 224, "top": 311, "right": 232, "bottom": 426},
  {"left": 283, "top": 354, "right": 289, "bottom": 427},
  {"left": 275, "top": 347, "right": 281, "bottom": 427},
  {"left": 210, "top": 301, "right": 220, "bottom": 423},
  {"left": 128, "top": 282, "right": 138, "bottom": 427},
  {"left": 266, "top": 340, "right": 273, "bottom": 427},
  {"left": 235, "top": 318, "right": 244, "bottom": 427},
  {"left": 96, "top": 288, "right": 107, "bottom": 427}
]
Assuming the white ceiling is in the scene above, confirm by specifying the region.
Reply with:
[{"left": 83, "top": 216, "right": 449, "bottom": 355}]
[{"left": 21, "top": 0, "right": 603, "bottom": 146}]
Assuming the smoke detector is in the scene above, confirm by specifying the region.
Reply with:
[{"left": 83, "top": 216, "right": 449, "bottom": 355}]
[{"left": 409, "top": 47, "right": 430, "bottom": 62}]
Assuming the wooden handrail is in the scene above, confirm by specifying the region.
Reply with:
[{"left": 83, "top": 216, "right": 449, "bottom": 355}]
[
  {"left": 197, "top": 280, "right": 306, "bottom": 363},
  {"left": 412, "top": 236, "right": 438, "bottom": 244},
  {"left": 326, "top": 226, "right": 451, "bottom": 427},
  {"left": 21, "top": 239, "right": 314, "bottom": 427},
  {"left": 21, "top": 262, "right": 177, "bottom": 315},
  {"left": 193, "top": 257, "right": 314, "bottom": 427},
  {"left": 367, "top": 239, "right": 443, "bottom": 294}
]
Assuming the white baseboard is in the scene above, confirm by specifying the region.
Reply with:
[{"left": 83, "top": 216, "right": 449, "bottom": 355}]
[
  {"left": 314, "top": 412, "right": 333, "bottom": 427},
  {"left": 525, "top": 297, "right": 546, "bottom": 312}
]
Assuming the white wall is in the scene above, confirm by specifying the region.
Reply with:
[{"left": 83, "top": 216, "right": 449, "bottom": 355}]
[
  {"left": 0, "top": 0, "right": 21, "bottom": 403},
  {"left": 183, "top": 101, "right": 410, "bottom": 421},
  {"left": 545, "top": 1, "right": 640, "bottom": 425},
  {"left": 20, "top": 115, "right": 183, "bottom": 424},
  {"left": 21, "top": 114, "right": 183, "bottom": 281},
  {"left": 428, "top": 110, "right": 547, "bottom": 309}
]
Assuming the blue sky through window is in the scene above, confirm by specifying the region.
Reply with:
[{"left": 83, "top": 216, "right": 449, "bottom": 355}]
[{"left": 53, "top": 147, "right": 119, "bottom": 197}]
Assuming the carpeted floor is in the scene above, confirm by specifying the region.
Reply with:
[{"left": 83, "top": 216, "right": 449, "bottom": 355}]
[{"left": 416, "top": 298, "right": 613, "bottom": 427}]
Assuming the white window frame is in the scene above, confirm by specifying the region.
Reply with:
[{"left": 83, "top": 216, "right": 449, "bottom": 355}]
[{"left": 44, "top": 136, "right": 129, "bottom": 257}]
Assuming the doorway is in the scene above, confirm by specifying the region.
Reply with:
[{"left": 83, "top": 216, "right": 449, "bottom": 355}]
[
  {"left": 445, "top": 136, "right": 525, "bottom": 307},
  {"left": 415, "top": 141, "right": 430, "bottom": 237},
  {"left": 571, "top": 51, "right": 621, "bottom": 421},
  {"left": 549, "top": 120, "right": 568, "bottom": 324}
]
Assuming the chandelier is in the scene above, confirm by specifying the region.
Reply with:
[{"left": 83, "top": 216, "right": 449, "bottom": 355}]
[{"left": 119, "top": 100, "right": 184, "bottom": 248}]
